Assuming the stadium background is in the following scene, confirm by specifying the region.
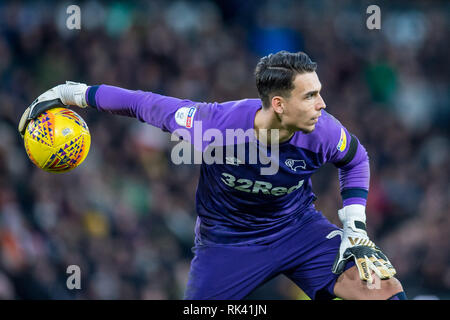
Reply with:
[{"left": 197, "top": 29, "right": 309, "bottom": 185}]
[{"left": 0, "top": 0, "right": 448, "bottom": 299}]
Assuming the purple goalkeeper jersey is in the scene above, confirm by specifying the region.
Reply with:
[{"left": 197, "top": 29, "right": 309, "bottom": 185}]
[{"left": 86, "top": 85, "right": 370, "bottom": 244}]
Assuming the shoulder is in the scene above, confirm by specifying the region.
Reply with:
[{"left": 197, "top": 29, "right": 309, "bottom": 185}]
[
  {"left": 194, "top": 98, "right": 262, "bottom": 131},
  {"left": 290, "top": 111, "right": 348, "bottom": 155},
  {"left": 315, "top": 111, "right": 346, "bottom": 144}
]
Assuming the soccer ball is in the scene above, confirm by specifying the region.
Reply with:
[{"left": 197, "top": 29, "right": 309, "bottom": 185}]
[{"left": 23, "top": 107, "right": 91, "bottom": 173}]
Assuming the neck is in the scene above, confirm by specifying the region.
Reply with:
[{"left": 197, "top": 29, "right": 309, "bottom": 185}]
[{"left": 254, "top": 108, "right": 294, "bottom": 144}]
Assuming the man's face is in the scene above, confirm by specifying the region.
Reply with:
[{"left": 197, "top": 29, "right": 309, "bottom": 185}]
[{"left": 278, "top": 71, "right": 326, "bottom": 133}]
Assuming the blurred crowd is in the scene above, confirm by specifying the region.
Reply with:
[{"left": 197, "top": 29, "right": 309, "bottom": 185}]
[{"left": 0, "top": 0, "right": 448, "bottom": 299}]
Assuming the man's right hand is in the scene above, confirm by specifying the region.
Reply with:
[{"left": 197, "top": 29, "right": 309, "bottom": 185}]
[{"left": 18, "top": 81, "right": 89, "bottom": 137}]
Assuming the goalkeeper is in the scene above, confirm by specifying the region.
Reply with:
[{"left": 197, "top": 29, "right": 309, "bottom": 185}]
[{"left": 19, "top": 51, "right": 406, "bottom": 300}]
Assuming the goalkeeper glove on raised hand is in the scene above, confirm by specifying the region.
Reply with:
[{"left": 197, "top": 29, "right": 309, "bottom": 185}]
[
  {"left": 18, "top": 81, "right": 89, "bottom": 137},
  {"left": 332, "top": 204, "right": 397, "bottom": 282}
]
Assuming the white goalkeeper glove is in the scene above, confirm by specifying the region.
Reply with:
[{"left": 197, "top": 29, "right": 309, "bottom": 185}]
[
  {"left": 18, "top": 81, "right": 89, "bottom": 137},
  {"left": 332, "top": 204, "right": 397, "bottom": 282}
]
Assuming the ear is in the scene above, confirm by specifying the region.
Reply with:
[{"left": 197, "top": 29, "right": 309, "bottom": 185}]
[{"left": 271, "top": 96, "right": 284, "bottom": 114}]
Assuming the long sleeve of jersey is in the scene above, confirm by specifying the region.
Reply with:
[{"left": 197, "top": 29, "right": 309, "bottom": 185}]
[
  {"left": 86, "top": 84, "right": 200, "bottom": 132},
  {"left": 85, "top": 84, "right": 230, "bottom": 152}
]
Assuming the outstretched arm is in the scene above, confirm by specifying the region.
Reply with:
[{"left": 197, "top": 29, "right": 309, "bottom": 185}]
[
  {"left": 85, "top": 84, "right": 199, "bottom": 133},
  {"left": 18, "top": 81, "right": 206, "bottom": 134},
  {"left": 18, "top": 82, "right": 221, "bottom": 151}
]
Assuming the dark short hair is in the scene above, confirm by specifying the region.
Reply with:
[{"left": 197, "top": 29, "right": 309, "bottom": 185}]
[{"left": 255, "top": 51, "right": 317, "bottom": 108}]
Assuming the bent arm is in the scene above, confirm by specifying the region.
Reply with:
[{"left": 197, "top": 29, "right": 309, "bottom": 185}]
[{"left": 321, "top": 111, "right": 369, "bottom": 207}]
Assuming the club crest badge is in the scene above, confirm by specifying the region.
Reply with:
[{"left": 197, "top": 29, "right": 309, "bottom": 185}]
[{"left": 285, "top": 159, "right": 306, "bottom": 172}]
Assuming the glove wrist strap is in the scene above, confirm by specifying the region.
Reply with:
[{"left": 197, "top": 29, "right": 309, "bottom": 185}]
[
  {"left": 59, "top": 82, "right": 88, "bottom": 107},
  {"left": 338, "top": 204, "right": 367, "bottom": 235}
]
